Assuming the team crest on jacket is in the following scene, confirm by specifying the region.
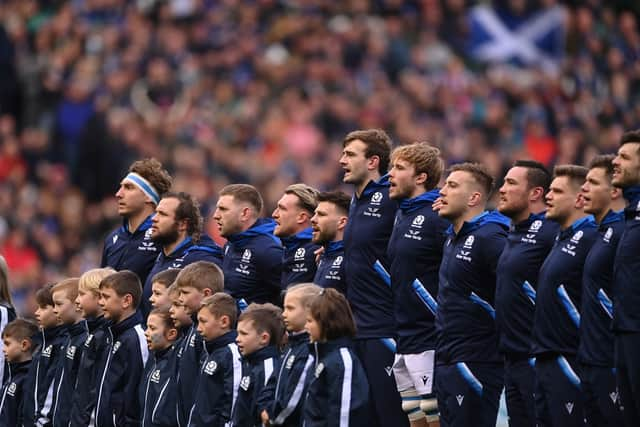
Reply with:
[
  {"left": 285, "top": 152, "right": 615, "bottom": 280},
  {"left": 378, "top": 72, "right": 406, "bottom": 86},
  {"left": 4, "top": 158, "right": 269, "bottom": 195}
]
[
  {"left": 315, "top": 362, "right": 325, "bottom": 378},
  {"left": 529, "top": 220, "right": 542, "bottom": 232},
  {"left": 242, "top": 249, "right": 252, "bottom": 262},
  {"left": 412, "top": 215, "right": 425, "bottom": 228},
  {"left": 204, "top": 360, "right": 217, "bottom": 375},
  {"left": 604, "top": 227, "right": 613, "bottom": 243},
  {"left": 7, "top": 382, "right": 17, "bottom": 396},
  {"left": 371, "top": 192, "right": 383, "bottom": 205},
  {"left": 112, "top": 341, "right": 121, "bottom": 354},
  {"left": 151, "top": 369, "right": 161, "bottom": 383},
  {"left": 240, "top": 375, "right": 251, "bottom": 390},
  {"left": 84, "top": 334, "right": 94, "bottom": 348},
  {"left": 66, "top": 345, "right": 77, "bottom": 360},
  {"left": 570, "top": 231, "right": 583, "bottom": 244},
  {"left": 144, "top": 228, "right": 153, "bottom": 239},
  {"left": 294, "top": 248, "right": 306, "bottom": 261},
  {"left": 42, "top": 345, "right": 53, "bottom": 357},
  {"left": 332, "top": 256, "right": 343, "bottom": 267},
  {"left": 286, "top": 355, "right": 296, "bottom": 369},
  {"left": 463, "top": 235, "right": 475, "bottom": 249},
  {"left": 189, "top": 334, "right": 196, "bottom": 347}
]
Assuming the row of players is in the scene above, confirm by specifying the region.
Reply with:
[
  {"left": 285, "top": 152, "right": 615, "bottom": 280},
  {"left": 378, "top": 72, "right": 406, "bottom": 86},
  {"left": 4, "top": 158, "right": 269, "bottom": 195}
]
[{"left": 3, "top": 127, "right": 640, "bottom": 427}]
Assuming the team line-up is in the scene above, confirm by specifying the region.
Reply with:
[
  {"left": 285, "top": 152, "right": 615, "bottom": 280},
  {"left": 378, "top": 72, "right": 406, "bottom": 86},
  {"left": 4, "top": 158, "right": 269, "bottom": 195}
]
[{"left": 1, "top": 127, "right": 640, "bottom": 427}]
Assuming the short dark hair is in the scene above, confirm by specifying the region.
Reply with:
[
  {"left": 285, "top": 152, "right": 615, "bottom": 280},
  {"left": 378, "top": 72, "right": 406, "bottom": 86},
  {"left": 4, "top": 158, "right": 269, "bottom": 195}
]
[
  {"left": 99, "top": 271, "right": 143, "bottom": 309},
  {"left": 219, "top": 184, "right": 264, "bottom": 215},
  {"left": 174, "top": 261, "right": 224, "bottom": 293},
  {"left": 200, "top": 293, "right": 238, "bottom": 328},
  {"left": 449, "top": 162, "right": 494, "bottom": 197},
  {"left": 620, "top": 129, "right": 640, "bottom": 150},
  {"left": 316, "top": 191, "right": 351, "bottom": 215},
  {"left": 588, "top": 154, "right": 615, "bottom": 181},
  {"left": 308, "top": 288, "right": 357, "bottom": 341},
  {"left": 162, "top": 192, "right": 203, "bottom": 242},
  {"left": 343, "top": 129, "right": 393, "bottom": 174},
  {"left": 553, "top": 165, "right": 589, "bottom": 190},
  {"left": 129, "top": 158, "right": 173, "bottom": 199},
  {"left": 148, "top": 306, "right": 176, "bottom": 331},
  {"left": 513, "top": 160, "right": 552, "bottom": 192},
  {"left": 35, "top": 283, "right": 55, "bottom": 307},
  {"left": 151, "top": 268, "right": 181, "bottom": 289},
  {"left": 2, "top": 318, "right": 38, "bottom": 342},
  {"left": 238, "top": 303, "right": 285, "bottom": 348}
]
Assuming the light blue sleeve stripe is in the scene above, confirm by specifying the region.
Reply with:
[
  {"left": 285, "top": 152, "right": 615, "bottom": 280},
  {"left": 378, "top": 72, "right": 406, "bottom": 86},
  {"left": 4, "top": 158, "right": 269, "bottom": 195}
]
[
  {"left": 380, "top": 338, "right": 396, "bottom": 353},
  {"left": 597, "top": 289, "right": 613, "bottom": 319},
  {"left": 522, "top": 281, "right": 536, "bottom": 306},
  {"left": 237, "top": 298, "right": 249, "bottom": 312},
  {"left": 556, "top": 355, "right": 581, "bottom": 388},
  {"left": 456, "top": 362, "right": 483, "bottom": 396},
  {"left": 469, "top": 292, "right": 495, "bottom": 319},
  {"left": 557, "top": 285, "right": 580, "bottom": 328},
  {"left": 412, "top": 279, "right": 438, "bottom": 316},
  {"left": 373, "top": 260, "right": 391, "bottom": 287}
]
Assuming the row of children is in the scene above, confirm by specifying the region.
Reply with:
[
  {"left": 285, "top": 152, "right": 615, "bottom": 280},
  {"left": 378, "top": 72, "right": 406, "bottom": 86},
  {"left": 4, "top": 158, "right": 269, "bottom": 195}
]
[{"left": 1, "top": 260, "right": 369, "bottom": 426}]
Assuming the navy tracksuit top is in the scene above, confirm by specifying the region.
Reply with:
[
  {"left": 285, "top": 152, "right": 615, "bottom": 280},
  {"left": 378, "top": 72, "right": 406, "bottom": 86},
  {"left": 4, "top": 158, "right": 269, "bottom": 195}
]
[
  {"left": 387, "top": 189, "right": 449, "bottom": 354},
  {"left": 139, "top": 345, "right": 178, "bottom": 427},
  {"left": 343, "top": 175, "right": 398, "bottom": 338},
  {"left": 495, "top": 212, "right": 559, "bottom": 357},
  {"left": 175, "top": 318, "right": 206, "bottom": 427},
  {"left": 436, "top": 211, "right": 509, "bottom": 364},
  {"left": 0, "top": 360, "right": 31, "bottom": 427},
  {"left": 532, "top": 215, "right": 599, "bottom": 356},
  {"left": 102, "top": 215, "right": 158, "bottom": 284},
  {"left": 578, "top": 210, "right": 624, "bottom": 366},
  {"left": 280, "top": 228, "right": 320, "bottom": 287},
  {"left": 613, "top": 186, "right": 640, "bottom": 332},
  {"left": 223, "top": 218, "right": 284, "bottom": 305},
  {"left": 313, "top": 241, "right": 346, "bottom": 294}
]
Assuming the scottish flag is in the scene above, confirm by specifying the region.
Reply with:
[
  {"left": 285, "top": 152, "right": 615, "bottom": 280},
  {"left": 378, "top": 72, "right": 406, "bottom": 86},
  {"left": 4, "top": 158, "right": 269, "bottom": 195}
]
[{"left": 467, "top": 4, "right": 566, "bottom": 74}]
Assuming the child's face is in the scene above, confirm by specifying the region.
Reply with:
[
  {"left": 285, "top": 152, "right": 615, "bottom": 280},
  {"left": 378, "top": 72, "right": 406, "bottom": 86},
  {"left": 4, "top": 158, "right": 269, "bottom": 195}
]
[
  {"left": 197, "top": 308, "right": 228, "bottom": 341},
  {"left": 76, "top": 288, "right": 102, "bottom": 318},
  {"left": 178, "top": 286, "right": 206, "bottom": 315},
  {"left": 236, "top": 319, "right": 268, "bottom": 356},
  {"left": 35, "top": 304, "right": 60, "bottom": 329},
  {"left": 283, "top": 293, "right": 307, "bottom": 333},
  {"left": 149, "top": 282, "right": 170, "bottom": 309},
  {"left": 169, "top": 297, "right": 192, "bottom": 329},
  {"left": 144, "top": 313, "right": 175, "bottom": 352},
  {"left": 305, "top": 314, "right": 322, "bottom": 342},
  {"left": 2, "top": 336, "right": 29, "bottom": 362},
  {"left": 53, "top": 291, "right": 81, "bottom": 324},
  {"left": 99, "top": 287, "right": 125, "bottom": 322}
]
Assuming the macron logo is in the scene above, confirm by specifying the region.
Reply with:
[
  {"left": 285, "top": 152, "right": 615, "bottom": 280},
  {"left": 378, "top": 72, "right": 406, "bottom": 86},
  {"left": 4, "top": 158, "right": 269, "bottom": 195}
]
[
  {"left": 113, "top": 235, "right": 118, "bottom": 244},
  {"left": 565, "top": 402, "right": 574, "bottom": 414},
  {"left": 456, "top": 395, "right": 464, "bottom": 406},
  {"left": 384, "top": 366, "right": 393, "bottom": 377}
]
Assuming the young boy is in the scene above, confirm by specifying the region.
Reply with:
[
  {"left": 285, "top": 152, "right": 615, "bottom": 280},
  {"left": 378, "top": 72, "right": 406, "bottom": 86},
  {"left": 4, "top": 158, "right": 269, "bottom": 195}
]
[
  {"left": 24, "top": 283, "right": 68, "bottom": 426},
  {"left": 69, "top": 267, "right": 115, "bottom": 426},
  {"left": 233, "top": 303, "right": 285, "bottom": 427},
  {"left": 174, "top": 261, "right": 225, "bottom": 426},
  {"left": 168, "top": 283, "right": 192, "bottom": 337},
  {"left": 95, "top": 270, "right": 148, "bottom": 427},
  {"left": 189, "top": 293, "right": 242, "bottom": 426},
  {"left": 263, "top": 283, "right": 321, "bottom": 426},
  {"left": 50, "top": 278, "right": 89, "bottom": 427},
  {"left": 149, "top": 269, "right": 180, "bottom": 309},
  {"left": 0, "top": 318, "right": 39, "bottom": 427}
]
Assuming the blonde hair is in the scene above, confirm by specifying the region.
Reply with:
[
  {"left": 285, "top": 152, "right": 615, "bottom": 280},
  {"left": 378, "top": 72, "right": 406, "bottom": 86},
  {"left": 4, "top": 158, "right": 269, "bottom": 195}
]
[
  {"left": 284, "top": 184, "right": 320, "bottom": 215},
  {"left": 286, "top": 283, "right": 323, "bottom": 307},
  {"left": 79, "top": 267, "right": 116, "bottom": 294},
  {"left": 52, "top": 278, "right": 80, "bottom": 302}
]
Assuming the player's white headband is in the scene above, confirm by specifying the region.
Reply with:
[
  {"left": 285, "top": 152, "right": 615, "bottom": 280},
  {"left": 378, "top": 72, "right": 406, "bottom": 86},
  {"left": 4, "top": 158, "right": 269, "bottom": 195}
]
[{"left": 123, "top": 172, "right": 160, "bottom": 205}]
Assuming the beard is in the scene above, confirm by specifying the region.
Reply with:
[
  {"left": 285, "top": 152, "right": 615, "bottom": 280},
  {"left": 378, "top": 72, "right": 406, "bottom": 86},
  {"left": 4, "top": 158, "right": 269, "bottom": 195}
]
[{"left": 152, "top": 225, "right": 180, "bottom": 247}]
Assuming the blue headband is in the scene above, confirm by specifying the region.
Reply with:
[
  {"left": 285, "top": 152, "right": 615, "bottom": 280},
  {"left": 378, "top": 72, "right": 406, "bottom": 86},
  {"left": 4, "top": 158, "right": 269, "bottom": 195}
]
[{"left": 124, "top": 172, "right": 160, "bottom": 205}]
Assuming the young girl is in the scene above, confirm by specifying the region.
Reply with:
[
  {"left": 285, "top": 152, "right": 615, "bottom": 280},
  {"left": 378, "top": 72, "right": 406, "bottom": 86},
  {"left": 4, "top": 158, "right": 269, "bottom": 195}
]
[
  {"left": 140, "top": 306, "right": 179, "bottom": 427},
  {"left": 0, "top": 255, "right": 17, "bottom": 390},
  {"left": 304, "top": 288, "right": 370, "bottom": 427}
]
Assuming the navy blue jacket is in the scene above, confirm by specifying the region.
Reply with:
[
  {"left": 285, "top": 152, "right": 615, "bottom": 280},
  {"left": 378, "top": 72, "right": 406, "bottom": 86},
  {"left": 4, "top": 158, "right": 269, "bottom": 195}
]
[
  {"left": 304, "top": 338, "right": 369, "bottom": 427},
  {"left": 51, "top": 320, "right": 89, "bottom": 427},
  {"left": 0, "top": 302, "right": 17, "bottom": 389},
  {"left": 142, "top": 235, "right": 223, "bottom": 317},
  {"left": 223, "top": 219, "right": 284, "bottom": 305},
  {"left": 436, "top": 211, "right": 509, "bottom": 364},
  {"left": 578, "top": 210, "right": 624, "bottom": 366},
  {"left": 532, "top": 216, "right": 599, "bottom": 356},
  {"left": 69, "top": 316, "right": 111, "bottom": 426},
  {"left": 232, "top": 345, "right": 280, "bottom": 427},
  {"left": 343, "top": 175, "right": 398, "bottom": 338},
  {"left": 495, "top": 213, "right": 559, "bottom": 357},
  {"left": 140, "top": 345, "right": 178, "bottom": 427},
  {"left": 175, "top": 320, "right": 206, "bottom": 427},
  {"left": 313, "top": 241, "right": 346, "bottom": 294},
  {"left": 188, "top": 331, "right": 242, "bottom": 427},
  {"left": 613, "top": 186, "right": 640, "bottom": 332},
  {"left": 94, "top": 312, "right": 149, "bottom": 427},
  {"left": 388, "top": 190, "right": 449, "bottom": 354},
  {"left": 0, "top": 360, "right": 32, "bottom": 427},
  {"left": 24, "top": 324, "right": 68, "bottom": 427},
  {"left": 281, "top": 227, "right": 319, "bottom": 287},
  {"left": 270, "top": 332, "right": 314, "bottom": 426},
  {"left": 102, "top": 215, "right": 158, "bottom": 284}
]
